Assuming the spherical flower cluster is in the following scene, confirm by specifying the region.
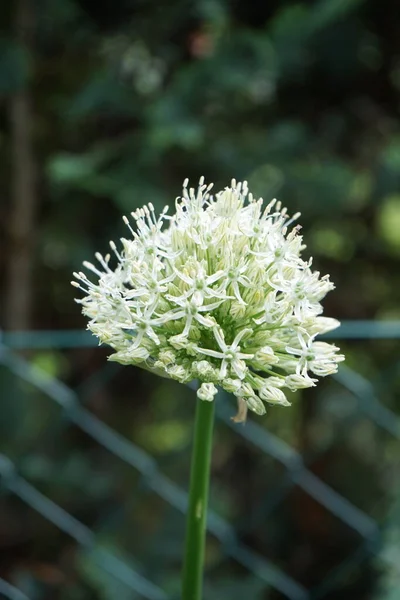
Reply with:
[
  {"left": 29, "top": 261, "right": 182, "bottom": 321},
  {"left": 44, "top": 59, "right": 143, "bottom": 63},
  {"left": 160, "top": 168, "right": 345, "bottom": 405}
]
[{"left": 72, "top": 178, "right": 344, "bottom": 422}]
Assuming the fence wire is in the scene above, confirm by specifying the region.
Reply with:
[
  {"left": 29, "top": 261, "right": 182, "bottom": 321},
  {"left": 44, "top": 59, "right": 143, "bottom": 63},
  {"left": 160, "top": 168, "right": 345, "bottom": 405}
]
[{"left": 0, "top": 322, "right": 399, "bottom": 599}]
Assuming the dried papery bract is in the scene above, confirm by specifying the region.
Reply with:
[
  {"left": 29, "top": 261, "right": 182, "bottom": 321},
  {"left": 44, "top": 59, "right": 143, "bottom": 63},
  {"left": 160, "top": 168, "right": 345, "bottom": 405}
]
[{"left": 72, "top": 178, "right": 344, "bottom": 421}]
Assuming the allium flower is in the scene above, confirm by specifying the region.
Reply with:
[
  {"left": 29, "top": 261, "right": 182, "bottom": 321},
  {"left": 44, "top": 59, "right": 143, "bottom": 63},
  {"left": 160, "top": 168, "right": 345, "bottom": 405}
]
[{"left": 72, "top": 178, "right": 344, "bottom": 422}]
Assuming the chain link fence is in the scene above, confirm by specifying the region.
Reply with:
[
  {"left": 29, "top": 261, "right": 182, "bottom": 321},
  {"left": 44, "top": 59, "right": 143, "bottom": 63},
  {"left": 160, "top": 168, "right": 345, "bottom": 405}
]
[{"left": 0, "top": 322, "right": 399, "bottom": 599}]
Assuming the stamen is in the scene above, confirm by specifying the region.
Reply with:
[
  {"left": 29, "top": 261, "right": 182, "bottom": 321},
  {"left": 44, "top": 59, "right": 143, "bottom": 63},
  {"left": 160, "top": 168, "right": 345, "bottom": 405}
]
[
  {"left": 109, "top": 241, "right": 122, "bottom": 261},
  {"left": 95, "top": 252, "right": 111, "bottom": 272},
  {"left": 83, "top": 261, "right": 102, "bottom": 276}
]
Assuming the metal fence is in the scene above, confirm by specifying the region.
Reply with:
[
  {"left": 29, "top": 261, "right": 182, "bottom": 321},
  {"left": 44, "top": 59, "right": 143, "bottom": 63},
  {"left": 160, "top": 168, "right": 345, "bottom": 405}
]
[{"left": 0, "top": 322, "right": 399, "bottom": 600}]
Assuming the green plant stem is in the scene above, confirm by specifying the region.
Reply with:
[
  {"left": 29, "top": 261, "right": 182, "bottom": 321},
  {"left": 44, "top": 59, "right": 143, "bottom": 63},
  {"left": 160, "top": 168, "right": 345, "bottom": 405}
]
[{"left": 182, "top": 398, "right": 215, "bottom": 600}]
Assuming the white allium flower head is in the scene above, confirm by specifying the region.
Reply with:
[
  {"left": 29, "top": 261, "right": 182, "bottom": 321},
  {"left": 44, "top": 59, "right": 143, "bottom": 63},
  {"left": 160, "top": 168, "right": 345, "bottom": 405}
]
[{"left": 72, "top": 178, "right": 344, "bottom": 422}]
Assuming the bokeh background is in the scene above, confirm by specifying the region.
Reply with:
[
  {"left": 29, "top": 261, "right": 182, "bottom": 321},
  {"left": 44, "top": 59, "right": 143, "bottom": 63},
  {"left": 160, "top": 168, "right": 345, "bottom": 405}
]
[{"left": 1, "top": 0, "right": 400, "bottom": 599}]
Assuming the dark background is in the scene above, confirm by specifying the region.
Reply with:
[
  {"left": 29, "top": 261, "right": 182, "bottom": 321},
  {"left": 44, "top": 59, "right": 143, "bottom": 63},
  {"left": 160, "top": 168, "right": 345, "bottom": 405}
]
[{"left": 0, "top": 0, "right": 400, "bottom": 598}]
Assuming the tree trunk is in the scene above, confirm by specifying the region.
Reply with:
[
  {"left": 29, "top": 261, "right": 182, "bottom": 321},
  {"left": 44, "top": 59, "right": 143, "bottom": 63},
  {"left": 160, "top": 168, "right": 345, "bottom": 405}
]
[{"left": 3, "top": 0, "right": 36, "bottom": 331}]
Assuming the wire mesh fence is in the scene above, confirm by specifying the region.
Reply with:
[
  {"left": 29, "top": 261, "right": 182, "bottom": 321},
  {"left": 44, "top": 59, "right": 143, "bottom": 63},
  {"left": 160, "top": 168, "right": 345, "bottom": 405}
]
[{"left": 0, "top": 322, "right": 399, "bottom": 599}]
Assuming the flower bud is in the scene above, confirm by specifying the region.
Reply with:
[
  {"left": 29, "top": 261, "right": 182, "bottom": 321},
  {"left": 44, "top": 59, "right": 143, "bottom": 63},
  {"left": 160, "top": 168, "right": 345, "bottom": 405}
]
[
  {"left": 254, "top": 346, "right": 279, "bottom": 366},
  {"left": 197, "top": 382, "right": 218, "bottom": 402},
  {"left": 169, "top": 335, "right": 198, "bottom": 356},
  {"left": 157, "top": 349, "right": 176, "bottom": 367},
  {"left": 238, "top": 382, "right": 254, "bottom": 398},
  {"left": 259, "top": 385, "right": 290, "bottom": 406},
  {"left": 167, "top": 364, "right": 190, "bottom": 382},
  {"left": 266, "top": 376, "right": 286, "bottom": 388},
  {"left": 108, "top": 346, "right": 149, "bottom": 364},
  {"left": 192, "top": 360, "right": 219, "bottom": 382},
  {"left": 230, "top": 302, "right": 247, "bottom": 319},
  {"left": 246, "top": 395, "right": 266, "bottom": 415},
  {"left": 308, "top": 317, "right": 341, "bottom": 335},
  {"left": 222, "top": 378, "right": 242, "bottom": 393},
  {"left": 169, "top": 334, "right": 188, "bottom": 350},
  {"left": 285, "top": 374, "right": 316, "bottom": 391}
]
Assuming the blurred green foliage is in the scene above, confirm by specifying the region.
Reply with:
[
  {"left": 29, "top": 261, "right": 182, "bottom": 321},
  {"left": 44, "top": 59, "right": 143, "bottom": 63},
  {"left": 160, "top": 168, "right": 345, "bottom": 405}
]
[{"left": 1, "top": 0, "right": 400, "bottom": 598}]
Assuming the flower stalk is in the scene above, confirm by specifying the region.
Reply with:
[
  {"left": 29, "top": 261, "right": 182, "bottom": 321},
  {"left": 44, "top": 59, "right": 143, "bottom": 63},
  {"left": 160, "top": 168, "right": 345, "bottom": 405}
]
[{"left": 182, "top": 397, "right": 215, "bottom": 600}]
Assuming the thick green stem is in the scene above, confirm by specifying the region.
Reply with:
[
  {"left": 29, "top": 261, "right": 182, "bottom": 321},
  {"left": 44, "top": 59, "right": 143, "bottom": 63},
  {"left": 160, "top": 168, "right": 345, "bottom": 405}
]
[{"left": 182, "top": 398, "right": 215, "bottom": 600}]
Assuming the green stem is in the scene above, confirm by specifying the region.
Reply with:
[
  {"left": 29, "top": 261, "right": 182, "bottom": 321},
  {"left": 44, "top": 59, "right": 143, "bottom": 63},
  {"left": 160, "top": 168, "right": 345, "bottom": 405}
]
[{"left": 182, "top": 398, "right": 215, "bottom": 600}]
